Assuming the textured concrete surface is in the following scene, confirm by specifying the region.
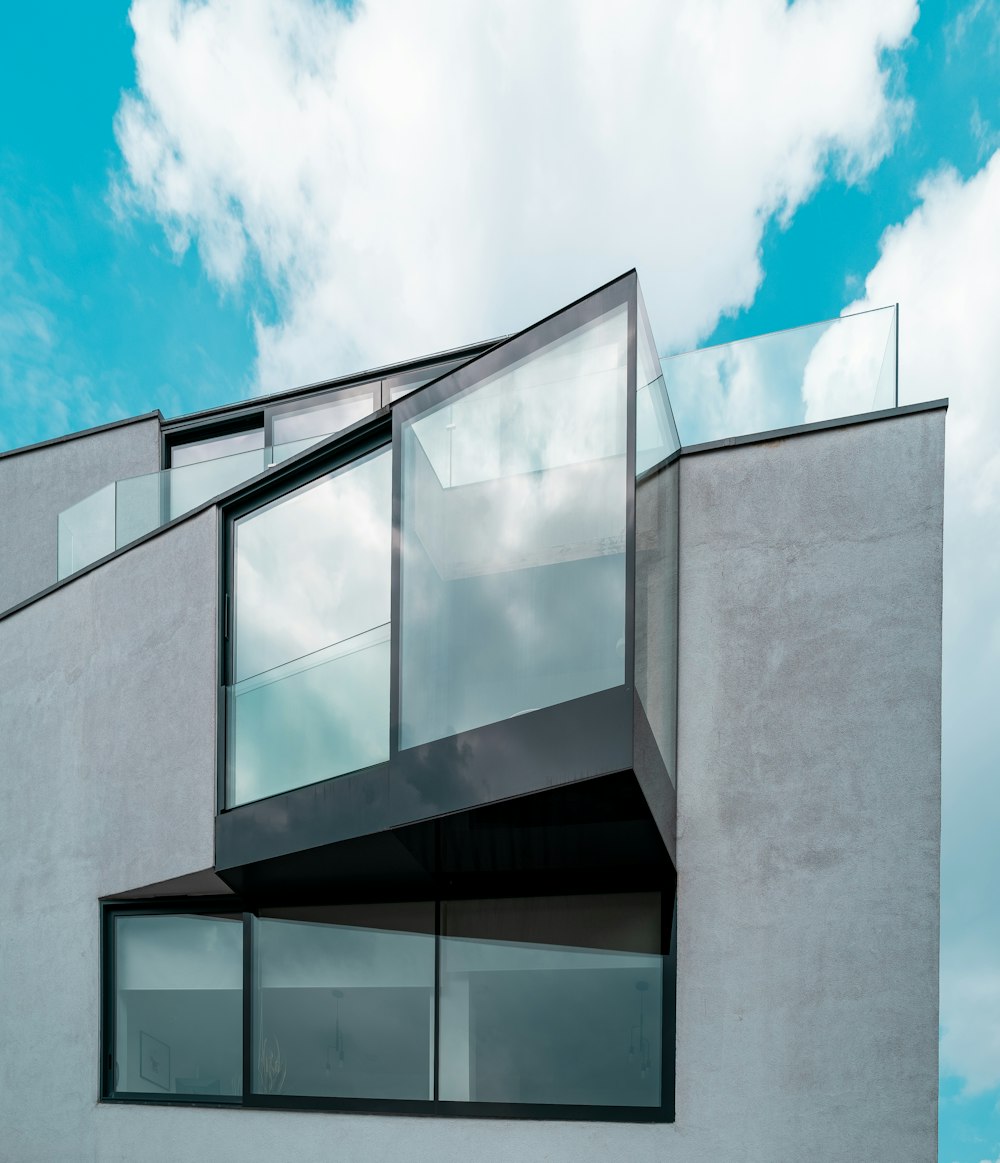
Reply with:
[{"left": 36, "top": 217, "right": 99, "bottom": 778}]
[
  {"left": 0, "top": 409, "right": 943, "bottom": 1162},
  {"left": 0, "top": 508, "right": 218, "bottom": 1162},
  {"left": 674, "top": 409, "right": 944, "bottom": 1161},
  {"left": 0, "top": 416, "right": 161, "bottom": 613}
]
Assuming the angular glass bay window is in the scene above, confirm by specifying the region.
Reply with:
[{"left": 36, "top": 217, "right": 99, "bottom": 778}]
[
  {"left": 397, "top": 287, "right": 631, "bottom": 752},
  {"left": 227, "top": 446, "right": 391, "bottom": 807},
  {"left": 216, "top": 273, "right": 678, "bottom": 878},
  {"left": 110, "top": 913, "right": 243, "bottom": 1098}
]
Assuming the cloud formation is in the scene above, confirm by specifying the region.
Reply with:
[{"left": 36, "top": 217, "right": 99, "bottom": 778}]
[
  {"left": 842, "top": 150, "right": 1000, "bottom": 1094},
  {"left": 116, "top": 0, "right": 916, "bottom": 393}
]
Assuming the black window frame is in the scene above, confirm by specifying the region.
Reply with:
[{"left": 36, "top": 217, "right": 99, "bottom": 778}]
[
  {"left": 216, "top": 271, "right": 640, "bottom": 825},
  {"left": 100, "top": 884, "right": 676, "bottom": 1123}
]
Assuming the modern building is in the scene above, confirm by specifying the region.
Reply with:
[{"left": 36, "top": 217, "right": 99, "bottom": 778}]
[{"left": 0, "top": 272, "right": 944, "bottom": 1161}]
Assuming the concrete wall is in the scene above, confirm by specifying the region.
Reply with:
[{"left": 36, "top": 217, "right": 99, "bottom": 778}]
[
  {"left": 0, "top": 416, "right": 161, "bottom": 613},
  {"left": 0, "top": 508, "right": 219, "bottom": 1162},
  {"left": 675, "top": 409, "right": 944, "bottom": 1161},
  {"left": 0, "top": 409, "right": 944, "bottom": 1162}
]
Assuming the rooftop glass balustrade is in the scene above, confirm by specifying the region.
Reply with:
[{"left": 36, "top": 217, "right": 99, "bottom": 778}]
[
  {"left": 55, "top": 304, "right": 898, "bottom": 584},
  {"left": 56, "top": 437, "right": 335, "bottom": 580},
  {"left": 658, "top": 304, "right": 897, "bottom": 453}
]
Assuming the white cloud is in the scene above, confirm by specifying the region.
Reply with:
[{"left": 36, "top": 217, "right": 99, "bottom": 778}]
[
  {"left": 115, "top": 0, "right": 916, "bottom": 394},
  {"left": 838, "top": 151, "right": 1000, "bottom": 1095}
]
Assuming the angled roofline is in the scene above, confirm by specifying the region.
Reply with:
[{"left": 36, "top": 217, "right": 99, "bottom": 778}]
[
  {"left": 0, "top": 411, "right": 164, "bottom": 462},
  {"left": 0, "top": 397, "right": 948, "bottom": 627}
]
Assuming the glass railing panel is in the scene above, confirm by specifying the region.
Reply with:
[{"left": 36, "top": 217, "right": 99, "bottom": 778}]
[
  {"left": 227, "top": 626, "right": 390, "bottom": 807},
  {"left": 636, "top": 282, "right": 679, "bottom": 476},
  {"left": 165, "top": 445, "right": 266, "bottom": 521},
  {"left": 385, "top": 358, "right": 465, "bottom": 402},
  {"left": 171, "top": 426, "right": 264, "bottom": 468},
  {"left": 57, "top": 482, "right": 116, "bottom": 579},
  {"left": 662, "top": 305, "right": 898, "bottom": 447},
  {"left": 114, "top": 470, "right": 161, "bottom": 549}
]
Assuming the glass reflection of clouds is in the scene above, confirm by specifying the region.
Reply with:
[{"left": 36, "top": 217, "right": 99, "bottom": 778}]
[
  {"left": 663, "top": 305, "right": 897, "bottom": 448},
  {"left": 228, "top": 448, "right": 391, "bottom": 807},
  {"left": 636, "top": 282, "right": 680, "bottom": 476},
  {"left": 399, "top": 304, "right": 629, "bottom": 751}
]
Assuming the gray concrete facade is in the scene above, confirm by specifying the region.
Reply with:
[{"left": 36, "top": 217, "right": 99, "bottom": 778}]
[
  {"left": 0, "top": 416, "right": 162, "bottom": 613},
  {"left": 0, "top": 408, "right": 944, "bottom": 1162}
]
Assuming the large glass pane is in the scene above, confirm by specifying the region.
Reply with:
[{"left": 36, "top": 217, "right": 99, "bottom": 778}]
[
  {"left": 253, "top": 904, "right": 435, "bottom": 1100},
  {"left": 113, "top": 913, "right": 242, "bottom": 1098},
  {"left": 663, "top": 304, "right": 898, "bottom": 447},
  {"left": 114, "top": 446, "right": 267, "bottom": 549},
  {"left": 228, "top": 446, "right": 391, "bottom": 806},
  {"left": 56, "top": 482, "right": 115, "bottom": 578},
  {"left": 399, "top": 301, "right": 629, "bottom": 751},
  {"left": 439, "top": 893, "right": 663, "bottom": 1107},
  {"left": 166, "top": 445, "right": 267, "bottom": 521}
]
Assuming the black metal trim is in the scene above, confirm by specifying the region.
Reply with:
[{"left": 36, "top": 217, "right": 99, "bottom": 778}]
[
  {"left": 101, "top": 881, "right": 675, "bottom": 1122},
  {"left": 242, "top": 911, "right": 253, "bottom": 1099},
  {"left": 161, "top": 340, "right": 501, "bottom": 432},
  {"left": 679, "top": 398, "right": 949, "bottom": 458},
  {"left": 163, "top": 412, "right": 265, "bottom": 471}
]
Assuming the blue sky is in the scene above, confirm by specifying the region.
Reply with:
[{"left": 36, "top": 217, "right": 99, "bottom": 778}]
[{"left": 1, "top": 2, "right": 998, "bottom": 1158}]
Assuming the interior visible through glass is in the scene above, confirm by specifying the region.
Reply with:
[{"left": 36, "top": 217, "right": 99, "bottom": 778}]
[
  {"left": 113, "top": 913, "right": 243, "bottom": 1097},
  {"left": 398, "top": 302, "right": 629, "bottom": 751},
  {"left": 253, "top": 904, "right": 435, "bottom": 1100},
  {"left": 228, "top": 446, "right": 391, "bottom": 806},
  {"left": 439, "top": 893, "right": 663, "bottom": 1107}
]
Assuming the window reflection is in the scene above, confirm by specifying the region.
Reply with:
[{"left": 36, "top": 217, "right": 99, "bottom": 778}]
[
  {"left": 399, "top": 303, "right": 629, "bottom": 750},
  {"left": 253, "top": 904, "right": 435, "bottom": 1101},
  {"left": 113, "top": 914, "right": 243, "bottom": 1097},
  {"left": 271, "top": 391, "right": 377, "bottom": 463},
  {"left": 440, "top": 893, "right": 662, "bottom": 1107},
  {"left": 228, "top": 447, "right": 391, "bottom": 806}
]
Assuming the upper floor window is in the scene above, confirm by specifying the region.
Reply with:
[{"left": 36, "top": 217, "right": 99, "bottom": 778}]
[{"left": 226, "top": 445, "right": 391, "bottom": 807}]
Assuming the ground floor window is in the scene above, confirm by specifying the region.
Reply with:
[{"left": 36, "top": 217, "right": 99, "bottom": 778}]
[{"left": 103, "top": 889, "right": 673, "bottom": 1121}]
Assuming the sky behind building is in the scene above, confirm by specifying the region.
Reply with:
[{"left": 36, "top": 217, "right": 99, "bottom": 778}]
[{"left": 1, "top": 3, "right": 998, "bottom": 1159}]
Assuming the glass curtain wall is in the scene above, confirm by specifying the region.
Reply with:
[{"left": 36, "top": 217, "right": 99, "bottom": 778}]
[
  {"left": 398, "top": 294, "right": 631, "bottom": 751},
  {"left": 227, "top": 446, "right": 392, "bottom": 807}
]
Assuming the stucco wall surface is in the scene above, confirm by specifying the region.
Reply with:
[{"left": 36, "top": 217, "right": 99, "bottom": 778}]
[
  {"left": 0, "top": 508, "right": 219, "bottom": 1161},
  {"left": 0, "top": 416, "right": 161, "bottom": 613},
  {"left": 674, "top": 409, "right": 944, "bottom": 1162},
  {"left": 0, "top": 410, "right": 943, "bottom": 1162}
]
